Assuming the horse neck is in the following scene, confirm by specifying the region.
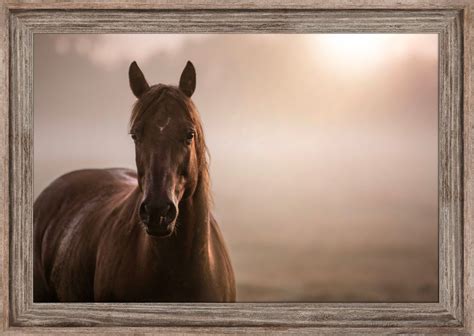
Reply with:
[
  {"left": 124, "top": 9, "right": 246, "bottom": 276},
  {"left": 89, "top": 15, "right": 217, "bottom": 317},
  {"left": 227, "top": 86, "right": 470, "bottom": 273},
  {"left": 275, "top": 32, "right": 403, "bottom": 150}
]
[{"left": 175, "top": 177, "right": 211, "bottom": 258}]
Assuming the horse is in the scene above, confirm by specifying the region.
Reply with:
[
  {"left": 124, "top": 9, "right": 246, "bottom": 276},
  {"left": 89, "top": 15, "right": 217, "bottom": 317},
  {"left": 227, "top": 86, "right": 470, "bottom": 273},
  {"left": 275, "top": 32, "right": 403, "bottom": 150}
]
[{"left": 33, "top": 61, "right": 236, "bottom": 302}]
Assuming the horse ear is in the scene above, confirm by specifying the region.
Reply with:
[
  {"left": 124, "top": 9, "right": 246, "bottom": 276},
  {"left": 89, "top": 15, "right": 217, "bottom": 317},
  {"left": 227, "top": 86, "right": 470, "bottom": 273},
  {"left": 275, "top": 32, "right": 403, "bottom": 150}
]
[
  {"left": 129, "top": 61, "right": 150, "bottom": 98},
  {"left": 179, "top": 61, "right": 196, "bottom": 97}
]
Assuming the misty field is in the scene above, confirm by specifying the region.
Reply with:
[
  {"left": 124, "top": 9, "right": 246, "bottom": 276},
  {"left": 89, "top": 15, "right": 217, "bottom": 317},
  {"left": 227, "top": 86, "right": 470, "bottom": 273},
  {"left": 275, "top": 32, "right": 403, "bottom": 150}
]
[{"left": 231, "top": 242, "right": 437, "bottom": 302}]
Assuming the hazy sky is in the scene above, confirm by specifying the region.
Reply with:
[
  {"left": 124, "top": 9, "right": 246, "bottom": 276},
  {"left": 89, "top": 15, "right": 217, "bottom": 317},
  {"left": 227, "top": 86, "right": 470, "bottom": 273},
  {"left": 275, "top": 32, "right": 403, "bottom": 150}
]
[{"left": 34, "top": 34, "right": 438, "bottom": 301}]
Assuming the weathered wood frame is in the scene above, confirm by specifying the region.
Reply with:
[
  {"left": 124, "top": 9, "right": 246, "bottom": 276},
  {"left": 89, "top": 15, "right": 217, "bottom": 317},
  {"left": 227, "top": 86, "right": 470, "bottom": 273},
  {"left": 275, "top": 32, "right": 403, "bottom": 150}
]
[{"left": 0, "top": 1, "right": 472, "bottom": 335}]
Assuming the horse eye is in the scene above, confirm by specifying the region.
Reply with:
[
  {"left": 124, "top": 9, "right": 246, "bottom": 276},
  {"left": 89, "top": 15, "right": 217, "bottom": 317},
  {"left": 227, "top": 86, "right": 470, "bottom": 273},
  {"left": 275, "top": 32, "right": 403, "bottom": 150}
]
[
  {"left": 185, "top": 130, "right": 195, "bottom": 144},
  {"left": 131, "top": 133, "right": 139, "bottom": 142}
]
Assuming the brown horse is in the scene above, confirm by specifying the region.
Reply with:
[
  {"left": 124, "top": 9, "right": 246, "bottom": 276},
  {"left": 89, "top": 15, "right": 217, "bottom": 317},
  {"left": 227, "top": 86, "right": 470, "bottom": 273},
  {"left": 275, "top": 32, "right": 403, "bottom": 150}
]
[{"left": 33, "top": 61, "right": 236, "bottom": 302}]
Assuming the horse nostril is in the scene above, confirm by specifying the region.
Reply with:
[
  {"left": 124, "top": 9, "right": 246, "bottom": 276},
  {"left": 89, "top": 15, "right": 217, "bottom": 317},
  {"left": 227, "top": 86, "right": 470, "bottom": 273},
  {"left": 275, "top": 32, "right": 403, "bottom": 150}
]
[
  {"left": 139, "top": 202, "right": 150, "bottom": 223},
  {"left": 160, "top": 202, "right": 177, "bottom": 222},
  {"left": 141, "top": 201, "right": 177, "bottom": 225},
  {"left": 155, "top": 203, "right": 170, "bottom": 219},
  {"left": 162, "top": 203, "right": 171, "bottom": 215}
]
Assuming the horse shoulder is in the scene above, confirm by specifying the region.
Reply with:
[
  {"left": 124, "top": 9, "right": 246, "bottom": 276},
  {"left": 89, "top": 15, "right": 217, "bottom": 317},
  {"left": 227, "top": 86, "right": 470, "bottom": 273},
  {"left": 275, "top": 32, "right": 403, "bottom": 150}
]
[{"left": 34, "top": 168, "right": 137, "bottom": 301}]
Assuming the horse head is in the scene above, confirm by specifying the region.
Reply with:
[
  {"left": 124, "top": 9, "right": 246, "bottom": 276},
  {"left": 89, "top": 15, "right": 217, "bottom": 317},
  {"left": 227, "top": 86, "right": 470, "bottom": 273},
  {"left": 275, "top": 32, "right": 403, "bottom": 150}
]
[{"left": 128, "top": 61, "right": 207, "bottom": 237}]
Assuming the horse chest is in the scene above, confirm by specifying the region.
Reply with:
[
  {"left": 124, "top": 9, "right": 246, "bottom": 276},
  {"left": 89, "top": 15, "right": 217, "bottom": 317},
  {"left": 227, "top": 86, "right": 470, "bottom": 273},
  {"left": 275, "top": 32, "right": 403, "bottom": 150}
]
[{"left": 94, "top": 245, "right": 217, "bottom": 302}]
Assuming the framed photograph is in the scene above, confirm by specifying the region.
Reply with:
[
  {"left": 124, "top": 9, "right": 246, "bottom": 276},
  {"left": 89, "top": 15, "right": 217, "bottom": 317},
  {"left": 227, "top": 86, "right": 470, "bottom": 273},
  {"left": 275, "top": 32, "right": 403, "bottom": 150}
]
[{"left": 1, "top": 1, "right": 473, "bottom": 335}]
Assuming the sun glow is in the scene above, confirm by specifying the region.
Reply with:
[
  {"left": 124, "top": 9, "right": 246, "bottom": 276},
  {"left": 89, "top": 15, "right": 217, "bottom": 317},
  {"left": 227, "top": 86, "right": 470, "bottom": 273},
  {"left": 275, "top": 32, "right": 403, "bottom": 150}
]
[
  {"left": 311, "top": 34, "right": 390, "bottom": 71},
  {"left": 310, "top": 34, "right": 438, "bottom": 75}
]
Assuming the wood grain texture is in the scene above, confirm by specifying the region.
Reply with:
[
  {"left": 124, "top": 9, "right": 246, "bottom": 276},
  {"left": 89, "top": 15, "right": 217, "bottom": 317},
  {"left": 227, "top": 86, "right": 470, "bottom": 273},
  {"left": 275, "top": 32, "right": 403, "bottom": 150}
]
[
  {"left": 1, "top": 0, "right": 472, "bottom": 10},
  {"left": 438, "top": 9, "right": 464, "bottom": 323},
  {"left": 11, "top": 9, "right": 458, "bottom": 34},
  {"left": 0, "top": 325, "right": 471, "bottom": 336},
  {"left": 9, "top": 9, "right": 34, "bottom": 328},
  {"left": 0, "top": 0, "right": 472, "bottom": 334},
  {"left": 463, "top": 3, "right": 474, "bottom": 334},
  {"left": 16, "top": 302, "right": 462, "bottom": 327},
  {"left": 0, "top": 0, "right": 10, "bottom": 333}
]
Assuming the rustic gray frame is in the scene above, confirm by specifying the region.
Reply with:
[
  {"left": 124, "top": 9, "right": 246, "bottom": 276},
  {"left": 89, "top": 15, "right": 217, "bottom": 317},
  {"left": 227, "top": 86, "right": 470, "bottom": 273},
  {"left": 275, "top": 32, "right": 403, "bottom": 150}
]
[{"left": 1, "top": 1, "right": 473, "bottom": 335}]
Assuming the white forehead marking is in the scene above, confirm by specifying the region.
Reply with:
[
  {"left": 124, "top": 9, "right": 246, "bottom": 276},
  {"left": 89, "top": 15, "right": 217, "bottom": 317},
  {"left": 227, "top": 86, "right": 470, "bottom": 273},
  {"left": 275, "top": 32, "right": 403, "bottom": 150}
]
[{"left": 158, "top": 117, "right": 171, "bottom": 133}]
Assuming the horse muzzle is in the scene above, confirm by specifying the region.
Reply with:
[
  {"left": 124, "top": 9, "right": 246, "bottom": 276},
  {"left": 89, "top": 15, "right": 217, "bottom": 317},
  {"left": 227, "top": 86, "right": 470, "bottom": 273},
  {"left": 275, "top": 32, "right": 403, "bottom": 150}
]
[{"left": 139, "top": 201, "right": 177, "bottom": 237}]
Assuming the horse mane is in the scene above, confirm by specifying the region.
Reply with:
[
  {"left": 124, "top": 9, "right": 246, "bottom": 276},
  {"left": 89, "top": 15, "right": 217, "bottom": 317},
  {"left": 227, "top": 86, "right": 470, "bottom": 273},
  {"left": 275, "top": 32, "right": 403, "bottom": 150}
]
[{"left": 128, "top": 84, "right": 213, "bottom": 213}]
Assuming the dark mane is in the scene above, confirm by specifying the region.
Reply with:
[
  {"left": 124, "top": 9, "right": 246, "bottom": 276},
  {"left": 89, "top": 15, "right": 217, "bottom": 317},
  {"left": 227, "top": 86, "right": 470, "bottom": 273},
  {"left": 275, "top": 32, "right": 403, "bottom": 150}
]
[{"left": 129, "top": 84, "right": 212, "bottom": 208}]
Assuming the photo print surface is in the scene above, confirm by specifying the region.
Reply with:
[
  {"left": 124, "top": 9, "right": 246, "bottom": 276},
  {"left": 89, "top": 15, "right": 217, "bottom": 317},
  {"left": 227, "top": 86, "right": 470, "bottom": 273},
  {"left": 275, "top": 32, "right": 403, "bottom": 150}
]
[{"left": 34, "top": 34, "right": 438, "bottom": 302}]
